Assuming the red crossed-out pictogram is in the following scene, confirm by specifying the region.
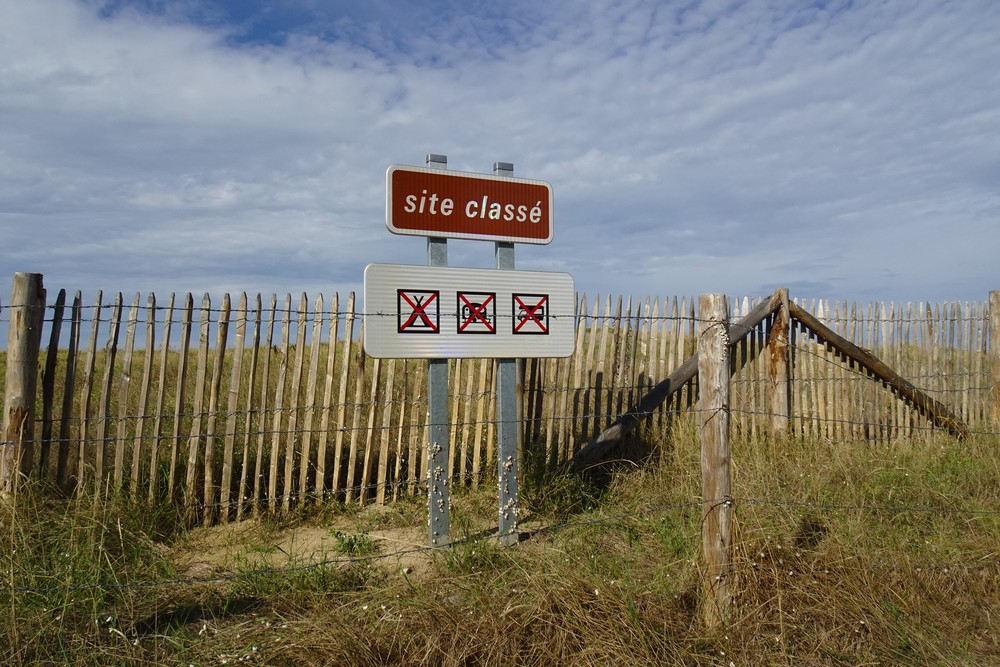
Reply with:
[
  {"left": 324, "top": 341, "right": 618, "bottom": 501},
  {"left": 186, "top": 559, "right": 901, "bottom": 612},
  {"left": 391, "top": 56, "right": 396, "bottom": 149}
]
[
  {"left": 512, "top": 293, "right": 548, "bottom": 334},
  {"left": 457, "top": 292, "right": 496, "bottom": 333},
  {"left": 398, "top": 290, "right": 439, "bottom": 333}
]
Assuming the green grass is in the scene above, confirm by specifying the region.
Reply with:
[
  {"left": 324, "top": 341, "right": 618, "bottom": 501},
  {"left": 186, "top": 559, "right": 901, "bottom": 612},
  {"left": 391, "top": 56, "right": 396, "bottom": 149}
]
[{"left": 1, "top": 431, "right": 998, "bottom": 665}]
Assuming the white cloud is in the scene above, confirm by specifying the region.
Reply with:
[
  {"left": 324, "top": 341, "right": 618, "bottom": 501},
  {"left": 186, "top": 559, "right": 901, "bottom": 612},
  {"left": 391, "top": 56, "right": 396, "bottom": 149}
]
[{"left": 1, "top": 0, "right": 998, "bottom": 307}]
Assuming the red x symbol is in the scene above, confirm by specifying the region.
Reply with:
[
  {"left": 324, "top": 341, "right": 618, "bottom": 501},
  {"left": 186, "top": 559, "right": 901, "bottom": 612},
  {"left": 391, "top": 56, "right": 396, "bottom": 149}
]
[
  {"left": 458, "top": 293, "right": 495, "bottom": 333},
  {"left": 399, "top": 290, "right": 439, "bottom": 332},
  {"left": 513, "top": 294, "right": 547, "bottom": 333}
]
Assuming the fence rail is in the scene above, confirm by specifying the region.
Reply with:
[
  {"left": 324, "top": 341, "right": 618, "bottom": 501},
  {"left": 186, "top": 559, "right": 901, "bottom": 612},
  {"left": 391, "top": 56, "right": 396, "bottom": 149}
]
[{"left": 2, "top": 275, "right": 997, "bottom": 524}]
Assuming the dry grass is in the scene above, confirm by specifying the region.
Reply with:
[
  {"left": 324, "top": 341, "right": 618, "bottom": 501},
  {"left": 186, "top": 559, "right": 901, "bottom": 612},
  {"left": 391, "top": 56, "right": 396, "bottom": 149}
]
[{"left": 2, "top": 431, "right": 998, "bottom": 665}]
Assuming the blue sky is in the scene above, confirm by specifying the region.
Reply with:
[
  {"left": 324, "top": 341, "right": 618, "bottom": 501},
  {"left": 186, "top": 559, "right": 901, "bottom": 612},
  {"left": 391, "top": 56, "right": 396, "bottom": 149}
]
[{"left": 2, "top": 0, "right": 999, "bottom": 307}]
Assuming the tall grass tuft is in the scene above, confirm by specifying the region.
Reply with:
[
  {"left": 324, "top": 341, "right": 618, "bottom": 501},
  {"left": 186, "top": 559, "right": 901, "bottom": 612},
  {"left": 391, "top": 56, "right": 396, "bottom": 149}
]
[{"left": 1, "top": 431, "right": 997, "bottom": 665}]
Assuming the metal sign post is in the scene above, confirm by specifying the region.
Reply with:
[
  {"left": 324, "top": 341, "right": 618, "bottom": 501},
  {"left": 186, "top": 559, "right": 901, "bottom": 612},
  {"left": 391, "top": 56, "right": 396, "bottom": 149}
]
[
  {"left": 493, "top": 161, "right": 519, "bottom": 546},
  {"left": 425, "top": 153, "right": 450, "bottom": 547},
  {"left": 369, "top": 154, "right": 572, "bottom": 549}
]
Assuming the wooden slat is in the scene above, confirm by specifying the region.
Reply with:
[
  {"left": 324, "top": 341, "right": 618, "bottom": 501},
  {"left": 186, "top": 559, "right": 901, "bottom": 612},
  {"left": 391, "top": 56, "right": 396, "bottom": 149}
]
[
  {"left": 201, "top": 293, "right": 230, "bottom": 524},
  {"left": 253, "top": 292, "right": 278, "bottom": 515},
  {"left": 78, "top": 291, "right": 102, "bottom": 490},
  {"left": 184, "top": 294, "right": 212, "bottom": 514},
  {"left": 344, "top": 334, "right": 369, "bottom": 504},
  {"left": 95, "top": 293, "right": 123, "bottom": 488},
  {"left": 130, "top": 294, "right": 156, "bottom": 497},
  {"left": 267, "top": 294, "right": 292, "bottom": 513},
  {"left": 237, "top": 294, "right": 262, "bottom": 520},
  {"left": 220, "top": 293, "right": 247, "bottom": 521},
  {"left": 282, "top": 293, "right": 308, "bottom": 512},
  {"left": 299, "top": 293, "right": 325, "bottom": 503},
  {"left": 252, "top": 295, "right": 278, "bottom": 516},
  {"left": 788, "top": 300, "right": 968, "bottom": 438},
  {"left": 408, "top": 360, "right": 425, "bottom": 496},
  {"left": 392, "top": 361, "right": 411, "bottom": 501},
  {"left": 376, "top": 358, "right": 396, "bottom": 504},
  {"left": 149, "top": 293, "right": 175, "bottom": 503},
  {"left": 448, "top": 358, "right": 463, "bottom": 480},
  {"left": 168, "top": 294, "right": 194, "bottom": 500},
  {"left": 471, "top": 357, "right": 490, "bottom": 486},
  {"left": 39, "top": 289, "right": 67, "bottom": 481},
  {"left": 114, "top": 293, "right": 139, "bottom": 488},
  {"left": 315, "top": 292, "right": 340, "bottom": 496},
  {"left": 331, "top": 293, "right": 356, "bottom": 496},
  {"left": 565, "top": 294, "right": 588, "bottom": 457},
  {"left": 358, "top": 354, "right": 382, "bottom": 505},
  {"left": 57, "top": 291, "right": 82, "bottom": 492},
  {"left": 572, "top": 292, "right": 782, "bottom": 470}
]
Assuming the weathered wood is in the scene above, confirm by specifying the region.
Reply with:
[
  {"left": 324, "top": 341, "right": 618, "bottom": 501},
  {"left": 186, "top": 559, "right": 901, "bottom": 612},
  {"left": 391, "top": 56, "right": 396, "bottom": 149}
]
[
  {"left": 331, "top": 293, "right": 356, "bottom": 496},
  {"left": 130, "top": 294, "right": 156, "bottom": 497},
  {"left": 359, "top": 354, "right": 382, "bottom": 504},
  {"left": 300, "top": 293, "right": 324, "bottom": 503},
  {"left": 788, "top": 300, "right": 969, "bottom": 438},
  {"left": 95, "top": 293, "right": 123, "bottom": 486},
  {"left": 252, "top": 294, "right": 277, "bottom": 516},
  {"left": 566, "top": 294, "right": 589, "bottom": 457},
  {"left": 114, "top": 293, "right": 139, "bottom": 487},
  {"left": 221, "top": 293, "right": 247, "bottom": 521},
  {"left": 202, "top": 293, "right": 230, "bottom": 523},
  {"left": 39, "top": 288, "right": 66, "bottom": 481},
  {"left": 2, "top": 273, "right": 45, "bottom": 493},
  {"left": 472, "top": 357, "right": 490, "bottom": 486},
  {"left": 168, "top": 294, "right": 194, "bottom": 500},
  {"left": 344, "top": 333, "right": 369, "bottom": 504},
  {"left": 698, "top": 293, "right": 732, "bottom": 629},
  {"left": 268, "top": 295, "right": 292, "bottom": 513},
  {"left": 57, "top": 290, "right": 82, "bottom": 491},
  {"left": 314, "top": 293, "right": 340, "bottom": 496},
  {"left": 571, "top": 290, "right": 782, "bottom": 470},
  {"left": 149, "top": 293, "right": 175, "bottom": 503},
  {"left": 986, "top": 291, "right": 998, "bottom": 423},
  {"left": 184, "top": 294, "right": 212, "bottom": 514},
  {"left": 448, "top": 358, "right": 463, "bottom": 480},
  {"left": 376, "top": 358, "right": 395, "bottom": 504},
  {"left": 408, "top": 360, "right": 425, "bottom": 496},
  {"left": 282, "top": 293, "right": 308, "bottom": 512},
  {"left": 392, "top": 360, "right": 410, "bottom": 500},
  {"left": 237, "top": 294, "right": 262, "bottom": 520}
]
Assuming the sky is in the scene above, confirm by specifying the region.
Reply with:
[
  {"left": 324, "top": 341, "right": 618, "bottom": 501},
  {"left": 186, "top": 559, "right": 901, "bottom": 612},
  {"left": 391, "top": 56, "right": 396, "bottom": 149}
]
[{"left": 2, "top": 0, "right": 999, "bottom": 311}]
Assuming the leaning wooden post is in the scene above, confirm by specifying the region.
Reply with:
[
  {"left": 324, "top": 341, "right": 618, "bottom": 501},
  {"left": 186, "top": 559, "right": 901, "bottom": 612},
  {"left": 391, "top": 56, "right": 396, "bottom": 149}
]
[
  {"left": 2, "top": 273, "right": 46, "bottom": 495},
  {"left": 698, "top": 293, "right": 732, "bottom": 629},
  {"left": 767, "top": 288, "right": 791, "bottom": 438},
  {"left": 990, "top": 290, "right": 1000, "bottom": 426}
]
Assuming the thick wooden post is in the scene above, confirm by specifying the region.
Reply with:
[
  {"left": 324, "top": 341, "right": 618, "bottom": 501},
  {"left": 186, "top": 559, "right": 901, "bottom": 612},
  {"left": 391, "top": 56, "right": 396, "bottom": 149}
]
[
  {"left": 768, "top": 288, "right": 791, "bottom": 437},
  {"left": 2, "top": 273, "right": 46, "bottom": 494},
  {"left": 698, "top": 293, "right": 732, "bottom": 629},
  {"left": 991, "top": 291, "right": 1000, "bottom": 425}
]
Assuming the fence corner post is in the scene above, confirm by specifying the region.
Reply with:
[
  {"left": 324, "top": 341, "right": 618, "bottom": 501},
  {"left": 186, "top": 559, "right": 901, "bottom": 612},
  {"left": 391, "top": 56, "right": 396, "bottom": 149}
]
[
  {"left": 698, "top": 292, "right": 732, "bottom": 630},
  {"left": 768, "top": 288, "right": 791, "bottom": 438},
  {"left": 990, "top": 290, "right": 1000, "bottom": 426},
  {"left": 2, "top": 272, "right": 46, "bottom": 496}
]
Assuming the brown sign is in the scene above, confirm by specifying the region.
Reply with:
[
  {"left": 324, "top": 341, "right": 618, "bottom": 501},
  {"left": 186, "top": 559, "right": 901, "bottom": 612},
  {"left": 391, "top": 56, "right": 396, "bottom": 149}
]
[{"left": 386, "top": 165, "right": 553, "bottom": 244}]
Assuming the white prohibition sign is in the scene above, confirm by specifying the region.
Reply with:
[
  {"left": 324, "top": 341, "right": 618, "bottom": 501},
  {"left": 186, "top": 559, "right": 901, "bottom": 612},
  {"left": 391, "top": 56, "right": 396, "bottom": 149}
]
[
  {"left": 397, "top": 289, "right": 440, "bottom": 334},
  {"left": 363, "top": 263, "right": 575, "bottom": 359},
  {"left": 457, "top": 291, "right": 496, "bottom": 334},
  {"left": 512, "top": 293, "right": 549, "bottom": 334}
]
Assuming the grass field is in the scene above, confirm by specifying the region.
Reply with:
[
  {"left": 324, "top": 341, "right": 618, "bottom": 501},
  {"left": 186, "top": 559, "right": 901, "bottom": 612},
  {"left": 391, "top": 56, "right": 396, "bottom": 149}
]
[{"left": 2, "top": 430, "right": 997, "bottom": 665}]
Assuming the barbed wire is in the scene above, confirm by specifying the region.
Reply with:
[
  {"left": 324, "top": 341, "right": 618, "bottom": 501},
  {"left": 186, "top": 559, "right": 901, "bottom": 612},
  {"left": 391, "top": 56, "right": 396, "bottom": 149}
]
[{"left": 5, "top": 404, "right": 998, "bottom": 453}]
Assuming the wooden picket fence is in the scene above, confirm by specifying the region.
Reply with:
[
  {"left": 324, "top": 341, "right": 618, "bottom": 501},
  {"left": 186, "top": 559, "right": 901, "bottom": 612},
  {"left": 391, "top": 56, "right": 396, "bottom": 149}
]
[{"left": 2, "top": 277, "right": 997, "bottom": 523}]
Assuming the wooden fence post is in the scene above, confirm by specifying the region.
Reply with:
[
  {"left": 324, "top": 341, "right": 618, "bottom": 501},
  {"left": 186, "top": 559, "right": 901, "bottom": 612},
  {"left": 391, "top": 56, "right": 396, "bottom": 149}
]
[
  {"left": 768, "top": 288, "right": 791, "bottom": 437},
  {"left": 991, "top": 291, "right": 1000, "bottom": 425},
  {"left": 698, "top": 293, "right": 732, "bottom": 629},
  {"left": 2, "top": 273, "right": 46, "bottom": 495}
]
